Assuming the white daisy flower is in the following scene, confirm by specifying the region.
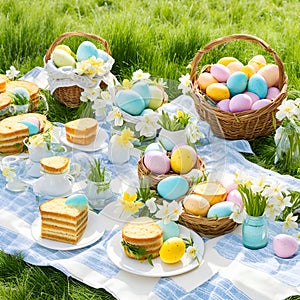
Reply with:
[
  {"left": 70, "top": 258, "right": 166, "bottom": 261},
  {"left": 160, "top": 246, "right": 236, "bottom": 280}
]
[
  {"left": 135, "top": 114, "right": 160, "bottom": 137},
  {"left": 145, "top": 197, "right": 157, "bottom": 214},
  {"left": 178, "top": 73, "right": 192, "bottom": 94},
  {"left": 132, "top": 69, "right": 150, "bottom": 81},
  {"left": 107, "top": 107, "right": 124, "bottom": 127},
  {"left": 6, "top": 66, "right": 20, "bottom": 80}
]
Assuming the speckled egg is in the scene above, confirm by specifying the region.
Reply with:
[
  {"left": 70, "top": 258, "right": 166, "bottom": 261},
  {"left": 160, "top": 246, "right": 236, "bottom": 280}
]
[
  {"left": 207, "top": 201, "right": 235, "bottom": 219},
  {"left": 131, "top": 82, "right": 151, "bottom": 107},
  {"left": 217, "top": 57, "right": 239, "bottom": 66},
  {"left": 158, "top": 220, "right": 180, "bottom": 241},
  {"left": 226, "top": 189, "right": 243, "bottom": 208},
  {"left": 247, "top": 74, "right": 268, "bottom": 99},
  {"left": 229, "top": 94, "right": 252, "bottom": 113},
  {"left": 216, "top": 99, "right": 231, "bottom": 112},
  {"left": 144, "top": 142, "right": 166, "bottom": 154},
  {"left": 197, "top": 72, "right": 218, "bottom": 91},
  {"left": 144, "top": 151, "right": 170, "bottom": 174},
  {"left": 206, "top": 83, "right": 230, "bottom": 101},
  {"left": 273, "top": 234, "right": 298, "bottom": 258},
  {"left": 251, "top": 99, "right": 272, "bottom": 110},
  {"left": 266, "top": 87, "right": 280, "bottom": 100},
  {"left": 227, "top": 61, "right": 244, "bottom": 74},
  {"left": 157, "top": 176, "right": 189, "bottom": 201},
  {"left": 257, "top": 64, "right": 279, "bottom": 87},
  {"left": 76, "top": 41, "right": 99, "bottom": 61},
  {"left": 115, "top": 90, "right": 145, "bottom": 115},
  {"left": 227, "top": 71, "right": 248, "bottom": 96},
  {"left": 210, "top": 64, "right": 231, "bottom": 82}
]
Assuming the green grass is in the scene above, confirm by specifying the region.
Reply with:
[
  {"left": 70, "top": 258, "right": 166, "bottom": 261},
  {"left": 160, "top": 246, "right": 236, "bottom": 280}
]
[{"left": 1, "top": 0, "right": 300, "bottom": 298}]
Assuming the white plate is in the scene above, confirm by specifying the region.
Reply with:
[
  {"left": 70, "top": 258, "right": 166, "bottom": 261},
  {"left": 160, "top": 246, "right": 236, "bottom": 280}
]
[
  {"left": 107, "top": 225, "right": 204, "bottom": 277},
  {"left": 31, "top": 211, "right": 105, "bottom": 250},
  {"left": 32, "top": 176, "right": 73, "bottom": 198},
  {"left": 60, "top": 127, "right": 108, "bottom": 152}
]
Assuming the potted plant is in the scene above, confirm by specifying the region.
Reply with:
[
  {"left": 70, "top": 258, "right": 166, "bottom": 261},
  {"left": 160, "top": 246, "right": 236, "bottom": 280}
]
[
  {"left": 157, "top": 109, "right": 191, "bottom": 151},
  {"left": 85, "top": 158, "right": 112, "bottom": 210}
]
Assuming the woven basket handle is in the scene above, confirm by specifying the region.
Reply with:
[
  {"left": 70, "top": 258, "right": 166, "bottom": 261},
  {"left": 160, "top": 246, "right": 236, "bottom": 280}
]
[
  {"left": 44, "top": 31, "right": 111, "bottom": 63},
  {"left": 190, "top": 34, "right": 285, "bottom": 89}
]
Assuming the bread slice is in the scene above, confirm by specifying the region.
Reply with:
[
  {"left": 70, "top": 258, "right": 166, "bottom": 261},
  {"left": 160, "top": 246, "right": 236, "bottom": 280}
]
[
  {"left": 0, "top": 93, "right": 11, "bottom": 110},
  {"left": 0, "top": 75, "right": 8, "bottom": 93},
  {"left": 193, "top": 181, "right": 227, "bottom": 205},
  {"left": 65, "top": 118, "right": 98, "bottom": 145},
  {"left": 40, "top": 156, "right": 70, "bottom": 174},
  {"left": 39, "top": 197, "right": 88, "bottom": 244},
  {"left": 122, "top": 218, "right": 163, "bottom": 260}
]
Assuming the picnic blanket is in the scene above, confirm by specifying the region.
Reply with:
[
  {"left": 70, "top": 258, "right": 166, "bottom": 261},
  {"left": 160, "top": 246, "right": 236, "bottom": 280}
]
[{"left": 0, "top": 69, "right": 299, "bottom": 299}]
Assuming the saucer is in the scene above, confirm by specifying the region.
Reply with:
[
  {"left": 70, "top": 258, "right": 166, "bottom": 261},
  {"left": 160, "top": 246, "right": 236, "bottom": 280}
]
[{"left": 33, "top": 176, "right": 73, "bottom": 198}]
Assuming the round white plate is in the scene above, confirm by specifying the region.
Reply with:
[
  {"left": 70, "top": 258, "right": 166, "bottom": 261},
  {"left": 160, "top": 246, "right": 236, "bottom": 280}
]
[
  {"left": 31, "top": 211, "right": 105, "bottom": 250},
  {"left": 107, "top": 225, "right": 204, "bottom": 277},
  {"left": 32, "top": 176, "right": 73, "bottom": 198},
  {"left": 60, "top": 127, "right": 108, "bottom": 152}
]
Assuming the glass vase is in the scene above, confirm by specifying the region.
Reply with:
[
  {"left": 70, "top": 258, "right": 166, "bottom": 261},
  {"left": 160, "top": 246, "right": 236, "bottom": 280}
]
[
  {"left": 275, "top": 120, "right": 300, "bottom": 174},
  {"left": 242, "top": 215, "right": 268, "bottom": 250}
]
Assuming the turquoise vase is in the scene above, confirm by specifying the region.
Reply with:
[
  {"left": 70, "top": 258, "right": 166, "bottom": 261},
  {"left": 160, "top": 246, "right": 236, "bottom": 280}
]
[{"left": 242, "top": 215, "right": 268, "bottom": 249}]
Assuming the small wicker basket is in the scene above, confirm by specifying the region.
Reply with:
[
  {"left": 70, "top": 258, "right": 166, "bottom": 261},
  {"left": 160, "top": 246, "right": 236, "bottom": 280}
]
[
  {"left": 179, "top": 211, "right": 238, "bottom": 238},
  {"left": 137, "top": 155, "right": 205, "bottom": 189},
  {"left": 44, "top": 31, "right": 112, "bottom": 107},
  {"left": 190, "top": 34, "right": 288, "bottom": 140}
]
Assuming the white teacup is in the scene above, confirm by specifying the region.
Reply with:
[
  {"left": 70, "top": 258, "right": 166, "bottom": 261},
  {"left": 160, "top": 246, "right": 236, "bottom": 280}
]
[{"left": 41, "top": 172, "right": 75, "bottom": 196}]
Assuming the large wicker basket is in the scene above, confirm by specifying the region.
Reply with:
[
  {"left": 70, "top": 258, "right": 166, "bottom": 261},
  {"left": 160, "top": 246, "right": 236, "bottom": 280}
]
[
  {"left": 190, "top": 34, "right": 288, "bottom": 140},
  {"left": 44, "top": 31, "right": 112, "bottom": 107}
]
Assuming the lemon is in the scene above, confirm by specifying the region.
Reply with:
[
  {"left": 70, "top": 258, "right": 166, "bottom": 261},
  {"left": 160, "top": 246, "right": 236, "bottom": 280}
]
[{"left": 159, "top": 237, "right": 186, "bottom": 264}]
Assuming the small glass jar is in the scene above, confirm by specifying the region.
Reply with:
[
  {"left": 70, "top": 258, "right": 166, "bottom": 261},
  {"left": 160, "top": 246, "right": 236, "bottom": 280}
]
[{"left": 242, "top": 215, "right": 268, "bottom": 250}]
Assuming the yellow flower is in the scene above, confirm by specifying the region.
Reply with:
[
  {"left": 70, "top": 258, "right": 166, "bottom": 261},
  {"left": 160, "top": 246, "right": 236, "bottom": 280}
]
[
  {"left": 177, "top": 110, "right": 183, "bottom": 118},
  {"left": 122, "top": 79, "right": 132, "bottom": 89},
  {"left": 116, "top": 128, "right": 136, "bottom": 146},
  {"left": 118, "top": 192, "right": 143, "bottom": 214}
]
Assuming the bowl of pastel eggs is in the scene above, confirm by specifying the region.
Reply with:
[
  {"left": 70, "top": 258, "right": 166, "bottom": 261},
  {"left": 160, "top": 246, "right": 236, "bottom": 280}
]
[
  {"left": 137, "top": 142, "right": 205, "bottom": 190},
  {"left": 179, "top": 179, "right": 240, "bottom": 237},
  {"left": 190, "top": 34, "right": 287, "bottom": 140}
]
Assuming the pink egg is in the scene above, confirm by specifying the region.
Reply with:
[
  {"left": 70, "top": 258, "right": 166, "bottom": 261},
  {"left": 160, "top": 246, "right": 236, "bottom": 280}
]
[
  {"left": 266, "top": 87, "right": 280, "bottom": 100},
  {"left": 251, "top": 99, "right": 272, "bottom": 110},
  {"left": 219, "top": 174, "right": 237, "bottom": 193},
  {"left": 243, "top": 91, "right": 259, "bottom": 103},
  {"left": 216, "top": 99, "right": 231, "bottom": 112},
  {"left": 257, "top": 64, "right": 279, "bottom": 87},
  {"left": 273, "top": 234, "right": 298, "bottom": 258},
  {"left": 226, "top": 189, "right": 243, "bottom": 208},
  {"left": 25, "top": 117, "right": 40, "bottom": 129},
  {"left": 210, "top": 64, "right": 231, "bottom": 82},
  {"left": 144, "top": 151, "right": 170, "bottom": 174},
  {"left": 229, "top": 94, "right": 252, "bottom": 113}
]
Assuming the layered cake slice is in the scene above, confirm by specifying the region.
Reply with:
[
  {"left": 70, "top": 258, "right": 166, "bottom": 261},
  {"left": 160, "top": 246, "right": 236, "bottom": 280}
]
[
  {"left": 65, "top": 118, "right": 98, "bottom": 145},
  {"left": 39, "top": 197, "right": 88, "bottom": 244},
  {"left": 121, "top": 217, "right": 163, "bottom": 260},
  {"left": 40, "top": 156, "right": 70, "bottom": 174}
]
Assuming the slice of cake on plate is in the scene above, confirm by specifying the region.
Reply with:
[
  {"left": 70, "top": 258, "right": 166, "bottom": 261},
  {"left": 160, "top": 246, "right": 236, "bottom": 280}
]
[
  {"left": 39, "top": 196, "right": 88, "bottom": 244},
  {"left": 65, "top": 118, "right": 98, "bottom": 145},
  {"left": 40, "top": 156, "right": 70, "bottom": 174}
]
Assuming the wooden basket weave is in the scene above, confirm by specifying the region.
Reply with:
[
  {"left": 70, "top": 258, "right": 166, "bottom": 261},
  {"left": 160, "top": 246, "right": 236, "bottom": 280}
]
[
  {"left": 137, "top": 155, "right": 205, "bottom": 189},
  {"left": 44, "top": 31, "right": 111, "bottom": 107},
  {"left": 179, "top": 211, "right": 238, "bottom": 238},
  {"left": 190, "top": 34, "right": 288, "bottom": 140}
]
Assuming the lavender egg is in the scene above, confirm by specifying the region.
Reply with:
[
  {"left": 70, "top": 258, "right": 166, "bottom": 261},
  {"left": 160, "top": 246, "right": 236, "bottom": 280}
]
[
  {"left": 217, "top": 99, "right": 231, "bottom": 112},
  {"left": 210, "top": 64, "right": 231, "bottom": 82},
  {"left": 251, "top": 99, "right": 272, "bottom": 110},
  {"left": 244, "top": 91, "right": 260, "bottom": 103},
  {"left": 273, "top": 234, "right": 298, "bottom": 258},
  {"left": 229, "top": 94, "right": 252, "bottom": 113},
  {"left": 226, "top": 189, "right": 243, "bottom": 208},
  {"left": 267, "top": 87, "right": 280, "bottom": 100},
  {"left": 144, "top": 150, "right": 170, "bottom": 174}
]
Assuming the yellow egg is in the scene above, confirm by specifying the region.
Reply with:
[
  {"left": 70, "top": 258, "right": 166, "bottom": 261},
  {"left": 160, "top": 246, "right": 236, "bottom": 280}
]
[
  {"left": 206, "top": 83, "right": 230, "bottom": 101},
  {"left": 197, "top": 72, "right": 218, "bottom": 91},
  {"left": 170, "top": 146, "right": 197, "bottom": 174},
  {"left": 240, "top": 64, "right": 256, "bottom": 78},
  {"left": 217, "top": 57, "right": 239, "bottom": 66},
  {"left": 248, "top": 55, "right": 267, "bottom": 71},
  {"left": 159, "top": 237, "right": 186, "bottom": 264},
  {"left": 227, "top": 61, "right": 244, "bottom": 73}
]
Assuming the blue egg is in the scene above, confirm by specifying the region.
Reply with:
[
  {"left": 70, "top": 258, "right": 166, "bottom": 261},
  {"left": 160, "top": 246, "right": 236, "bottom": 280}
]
[
  {"left": 157, "top": 176, "right": 189, "bottom": 201},
  {"left": 115, "top": 90, "right": 145, "bottom": 116},
  {"left": 65, "top": 194, "right": 88, "bottom": 207},
  {"left": 247, "top": 74, "right": 268, "bottom": 99},
  {"left": 76, "top": 41, "right": 99, "bottom": 61},
  {"left": 144, "top": 142, "right": 166, "bottom": 154},
  {"left": 18, "top": 120, "right": 39, "bottom": 136},
  {"left": 158, "top": 220, "right": 180, "bottom": 241},
  {"left": 227, "top": 71, "right": 248, "bottom": 96},
  {"left": 131, "top": 82, "right": 151, "bottom": 107},
  {"left": 97, "top": 49, "right": 109, "bottom": 62},
  {"left": 207, "top": 201, "right": 235, "bottom": 219},
  {"left": 141, "top": 108, "right": 154, "bottom": 116},
  {"left": 12, "top": 87, "right": 30, "bottom": 100}
]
